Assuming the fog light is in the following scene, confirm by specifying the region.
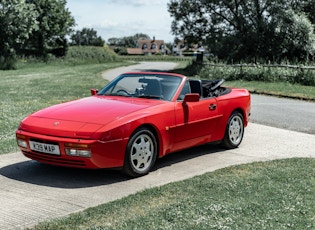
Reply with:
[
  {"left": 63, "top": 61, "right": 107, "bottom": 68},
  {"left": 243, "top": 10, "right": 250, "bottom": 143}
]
[
  {"left": 66, "top": 149, "right": 77, "bottom": 156},
  {"left": 16, "top": 134, "right": 28, "bottom": 148},
  {"left": 65, "top": 143, "right": 91, "bottom": 158},
  {"left": 65, "top": 148, "right": 91, "bottom": 158},
  {"left": 77, "top": 150, "right": 91, "bottom": 157},
  {"left": 17, "top": 139, "right": 28, "bottom": 148}
]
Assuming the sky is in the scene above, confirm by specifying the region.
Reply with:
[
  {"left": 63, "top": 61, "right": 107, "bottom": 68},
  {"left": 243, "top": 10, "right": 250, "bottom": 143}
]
[{"left": 66, "top": 0, "right": 174, "bottom": 43}]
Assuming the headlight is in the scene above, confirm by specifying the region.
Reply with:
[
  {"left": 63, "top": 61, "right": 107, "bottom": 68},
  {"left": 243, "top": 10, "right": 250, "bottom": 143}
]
[{"left": 65, "top": 143, "right": 91, "bottom": 158}]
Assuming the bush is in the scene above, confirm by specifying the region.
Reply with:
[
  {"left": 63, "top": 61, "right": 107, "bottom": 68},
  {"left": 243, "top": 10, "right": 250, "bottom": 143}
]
[
  {"left": 14, "top": 46, "right": 122, "bottom": 68},
  {"left": 293, "top": 69, "right": 315, "bottom": 86},
  {"left": 65, "top": 46, "right": 121, "bottom": 65},
  {"left": 0, "top": 56, "right": 17, "bottom": 70},
  {"left": 192, "top": 63, "right": 315, "bottom": 86}
]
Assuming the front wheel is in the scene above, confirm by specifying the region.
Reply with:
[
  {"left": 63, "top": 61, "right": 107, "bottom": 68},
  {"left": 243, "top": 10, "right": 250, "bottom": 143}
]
[
  {"left": 123, "top": 127, "right": 157, "bottom": 177},
  {"left": 221, "top": 111, "right": 244, "bottom": 149}
]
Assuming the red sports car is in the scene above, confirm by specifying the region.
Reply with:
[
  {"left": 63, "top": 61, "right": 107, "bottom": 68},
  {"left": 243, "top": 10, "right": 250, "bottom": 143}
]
[{"left": 16, "top": 72, "right": 250, "bottom": 177}]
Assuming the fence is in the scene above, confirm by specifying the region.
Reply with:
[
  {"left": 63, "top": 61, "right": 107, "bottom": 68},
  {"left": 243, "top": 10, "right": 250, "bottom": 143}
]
[
  {"left": 203, "top": 63, "right": 315, "bottom": 71},
  {"left": 199, "top": 62, "right": 315, "bottom": 86}
]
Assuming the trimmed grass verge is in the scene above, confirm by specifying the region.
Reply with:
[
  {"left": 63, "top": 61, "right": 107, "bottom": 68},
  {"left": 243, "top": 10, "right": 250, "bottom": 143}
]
[
  {"left": 225, "top": 80, "right": 315, "bottom": 101},
  {"left": 30, "top": 158, "right": 315, "bottom": 229}
]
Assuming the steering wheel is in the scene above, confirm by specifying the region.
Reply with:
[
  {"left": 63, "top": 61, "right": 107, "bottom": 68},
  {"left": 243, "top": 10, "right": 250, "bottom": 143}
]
[
  {"left": 116, "top": 89, "right": 131, "bottom": 96},
  {"left": 210, "top": 79, "right": 225, "bottom": 91}
]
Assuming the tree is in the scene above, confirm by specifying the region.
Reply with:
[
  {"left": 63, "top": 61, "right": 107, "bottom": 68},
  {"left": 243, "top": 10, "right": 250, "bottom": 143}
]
[
  {"left": 276, "top": 10, "right": 315, "bottom": 61},
  {"left": 23, "top": 0, "right": 75, "bottom": 58},
  {"left": 108, "top": 33, "right": 151, "bottom": 47},
  {"left": 168, "top": 0, "right": 315, "bottom": 62},
  {"left": 108, "top": 33, "right": 151, "bottom": 54},
  {"left": 0, "top": 0, "right": 38, "bottom": 69},
  {"left": 292, "top": 0, "right": 315, "bottom": 24},
  {"left": 70, "top": 28, "right": 105, "bottom": 46}
]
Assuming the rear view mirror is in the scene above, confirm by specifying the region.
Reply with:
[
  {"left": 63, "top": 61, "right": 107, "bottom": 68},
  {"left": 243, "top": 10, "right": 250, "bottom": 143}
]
[
  {"left": 183, "top": 93, "right": 200, "bottom": 103},
  {"left": 90, "top": 89, "right": 98, "bottom": 96}
]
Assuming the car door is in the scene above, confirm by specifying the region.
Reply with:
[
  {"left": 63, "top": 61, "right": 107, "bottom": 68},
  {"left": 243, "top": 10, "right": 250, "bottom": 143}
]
[{"left": 173, "top": 95, "right": 220, "bottom": 147}]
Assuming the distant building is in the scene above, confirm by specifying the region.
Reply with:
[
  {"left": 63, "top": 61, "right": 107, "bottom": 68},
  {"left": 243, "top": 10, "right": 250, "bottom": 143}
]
[
  {"left": 127, "top": 37, "right": 166, "bottom": 55},
  {"left": 172, "top": 40, "right": 186, "bottom": 55},
  {"left": 172, "top": 40, "right": 207, "bottom": 57}
]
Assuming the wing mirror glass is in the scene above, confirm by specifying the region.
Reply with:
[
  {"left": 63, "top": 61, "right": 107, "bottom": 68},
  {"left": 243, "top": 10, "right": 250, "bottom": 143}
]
[{"left": 183, "top": 93, "right": 200, "bottom": 103}]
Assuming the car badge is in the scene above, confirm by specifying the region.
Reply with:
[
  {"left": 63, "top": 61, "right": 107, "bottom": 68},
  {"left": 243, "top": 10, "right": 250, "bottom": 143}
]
[{"left": 53, "top": 121, "right": 60, "bottom": 126}]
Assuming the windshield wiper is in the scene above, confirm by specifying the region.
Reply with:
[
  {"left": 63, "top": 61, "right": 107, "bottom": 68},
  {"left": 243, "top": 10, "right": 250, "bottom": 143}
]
[
  {"left": 106, "top": 93, "right": 133, "bottom": 97},
  {"left": 137, "top": 95, "right": 162, "bottom": 99}
]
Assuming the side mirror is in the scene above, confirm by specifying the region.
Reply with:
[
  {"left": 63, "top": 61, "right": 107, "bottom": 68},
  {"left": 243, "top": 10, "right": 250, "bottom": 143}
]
[
  {"left": 183, "top": 93, "right": 200, "bottom": 103},
  {"left": 90, "top": 89, "right": 98, "bottom": 96}
]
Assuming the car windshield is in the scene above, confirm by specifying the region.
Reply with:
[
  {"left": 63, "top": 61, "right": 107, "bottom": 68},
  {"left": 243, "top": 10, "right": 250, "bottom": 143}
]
[{"left": 98, "top": 74, "right": 182, "bottom": 101}]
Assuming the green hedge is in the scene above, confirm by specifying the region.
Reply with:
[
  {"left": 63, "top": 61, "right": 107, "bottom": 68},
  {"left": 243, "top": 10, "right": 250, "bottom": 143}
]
[
  {"left": 192, "top": 63, "right": 315, "bottom": 86},
  {"left": 65, "top": 46, "right": 121, "bottom": 65}
]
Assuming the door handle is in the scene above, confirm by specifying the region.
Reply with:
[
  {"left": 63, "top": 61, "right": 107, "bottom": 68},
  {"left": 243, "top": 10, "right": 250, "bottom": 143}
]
[{"left": 209, "top": 104, "right": 217, "bottom": 110}]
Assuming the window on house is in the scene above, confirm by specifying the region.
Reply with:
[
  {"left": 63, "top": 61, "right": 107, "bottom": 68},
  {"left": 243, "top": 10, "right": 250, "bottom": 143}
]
[
  {"left": 151, "top": 43, "right": 156, "bottom": 49},
  {"left": 142, "top": 44, "right": 147, "bottom": 49}
]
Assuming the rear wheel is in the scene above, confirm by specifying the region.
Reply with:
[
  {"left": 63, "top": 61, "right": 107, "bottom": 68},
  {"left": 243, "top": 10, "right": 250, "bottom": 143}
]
[
  {"left": 221, "top": 111, "right": 244, "bottom": 149},
  {"left": 123, "top": 127, "right": 157, "bottom": 177}
]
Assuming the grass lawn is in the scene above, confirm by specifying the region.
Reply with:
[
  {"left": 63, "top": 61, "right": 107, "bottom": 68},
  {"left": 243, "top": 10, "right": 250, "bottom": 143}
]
[
  {"left": 0, "top": 62, "right": 127, "bottom": 154},
  {"left": 1, "top": 61, "right": 314, "bottom": 154},
  {"left": 225, "top": 80, "right": 315, "bottom": 101},
  {"left": 30, "top": 158, "right": 315, "bottom": 229}
]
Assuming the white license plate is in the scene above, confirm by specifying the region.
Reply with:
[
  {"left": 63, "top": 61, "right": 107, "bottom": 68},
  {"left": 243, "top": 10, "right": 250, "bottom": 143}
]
[{"left": 29, "top": 141, "right": 60, "bottom": 155}]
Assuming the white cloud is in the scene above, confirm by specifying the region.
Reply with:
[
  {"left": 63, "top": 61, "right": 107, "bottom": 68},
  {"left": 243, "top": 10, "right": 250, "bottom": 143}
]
[
  {"left": 67, "top": 0, "right": 174, "bottom": 42},
  {"left": 107, "top": 0, "right": 167, "bottom": 7},
  {"left": 99, "top": 19, "right": 120, "bottom": 29}
]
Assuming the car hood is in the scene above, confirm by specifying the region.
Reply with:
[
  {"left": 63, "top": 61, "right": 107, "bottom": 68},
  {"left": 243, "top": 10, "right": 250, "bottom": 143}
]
[{"left": 19, "top": 96, "right": 163, "bottom": 138}]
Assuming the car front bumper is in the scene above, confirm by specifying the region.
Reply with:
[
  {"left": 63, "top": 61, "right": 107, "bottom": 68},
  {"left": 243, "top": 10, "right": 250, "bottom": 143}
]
[{"left": 16, "top": 130, "right": 128, "bottom": 169}]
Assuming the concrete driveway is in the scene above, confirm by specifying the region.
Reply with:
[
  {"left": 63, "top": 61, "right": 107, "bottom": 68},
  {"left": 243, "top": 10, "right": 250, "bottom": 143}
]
[{"left": 1, "top": 62, "right": 314, "bottom": 229}]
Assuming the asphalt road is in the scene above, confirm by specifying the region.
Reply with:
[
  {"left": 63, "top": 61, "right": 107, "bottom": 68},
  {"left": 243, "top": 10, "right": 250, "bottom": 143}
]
[
  {"left": 0, "top": 62, "right": 314, "bottom": 229},
  {"left": 250, "top": 94, "right": 315, "bottom": 134}
]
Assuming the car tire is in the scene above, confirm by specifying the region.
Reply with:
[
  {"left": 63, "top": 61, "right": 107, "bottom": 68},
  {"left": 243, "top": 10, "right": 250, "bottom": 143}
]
[
  {"left": 221, "top": 111, "right": 244, "bottom": 149},
  {"left": 123, "top": 127, "right": 157, "bottom": 177}
]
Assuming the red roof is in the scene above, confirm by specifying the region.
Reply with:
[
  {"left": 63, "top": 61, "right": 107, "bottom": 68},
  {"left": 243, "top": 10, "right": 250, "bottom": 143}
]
[{"left": 127, "top": 39, "right": 165, "bottom": 55}]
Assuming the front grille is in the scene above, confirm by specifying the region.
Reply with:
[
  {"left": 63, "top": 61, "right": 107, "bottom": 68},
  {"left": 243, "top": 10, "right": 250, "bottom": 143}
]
[{"left": 23, "top": 150, "right": 86, "bottom": 167}]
